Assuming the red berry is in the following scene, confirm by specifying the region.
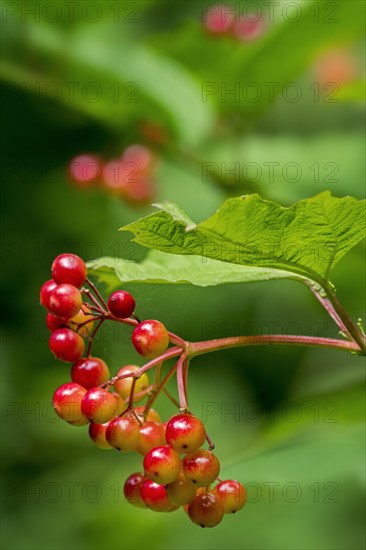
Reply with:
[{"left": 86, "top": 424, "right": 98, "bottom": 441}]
[
  {"left": 188, "top": 492, "right": 224, "bottom": 528},
  {"left": 213, "top": 480, "right": 247, "bottom": 513},
  {"left": 51, "top": 254, "right": 87, "bottom": 288},
  {"left": 48, "top": 284, "right": 82, "bottom": 318},
  {"left": 165, "top": 414, "right": 206, "bottom": 453},
  {"left": 46, "top": 313, "right": 68, "bottom": 332},
  {"left": 123, "top": 473, "right": 148, "bottom": 508},
  {"left": 106, "top": 414, "right": 140, "bottom": 451},
  {"left": 140, "top": 480, "right": 173, "bottom": 512},
  {"left": 40, "top": 279, "right": 57, "bottom": 310},
  {"left": 49, "top": 328, "right": 85, "bottom": 363},
  {"left": 88, "top": 422, "right": 113, "bottom": 449},
  {"left": 53, "top": 382, "right": 88, "bottom": 426},
  {"left": 108, "top": 290, "right": 135, "bottom": 319},
  {"left": 71, "top": 357, "right": 110, "bottom": 389},
  {"left": 203, "top": 4, "right": 235, "bottom": 34},
  {"left": 81, "top": 388, "right": 120, "bottom": 423},
  {"left": 182, "top": 450, "right": 220, "bottom": 486},
  {"left": 69, "top": 154, "right": 101, "bottom": 187},
  {"left": 143, "top": 445, "right": 181, "bottom": 485},
  {"left": 132, "top": 320, "right": 169, "bottom": 359},
  {"left": 136, "top": 422, "right": 166, "bottom": 456},
  {"left": 114, "top": 365, "right": 149, "bottom": 402},
  {"left": 166, "top": 472, "right": 197, "bottom": 506}
]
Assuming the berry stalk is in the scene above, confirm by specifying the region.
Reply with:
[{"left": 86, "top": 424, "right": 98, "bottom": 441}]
[
  {"left": 176, "top": 354, "right": 189, "bottom": 412},
  {"left": 188, "top": 334, "right": 361, "bottom": 357}
]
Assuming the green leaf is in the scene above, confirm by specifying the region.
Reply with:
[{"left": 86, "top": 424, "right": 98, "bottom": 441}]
[
  {"left": 87, "top": 249, "right": 295, "bottom": 290},
  {"left": 120, "top": 192, "right": 366, "bottom": 286}
]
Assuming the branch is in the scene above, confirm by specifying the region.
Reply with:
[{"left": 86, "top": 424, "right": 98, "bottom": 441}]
[
  {"left": 304, "top": 280, "right": 349, "bottom": 334},
  {"left": 188, "top": 334, "right": 361, "bottom": 357},
  {"left": 323, "top": 282, "right": 366, "bottom": 352},
  {"left": 103, "top": 346, "right": 183, "bottom": 389},
  {"left": 177, "top": 354, "right": 189, "bottom": 412}
]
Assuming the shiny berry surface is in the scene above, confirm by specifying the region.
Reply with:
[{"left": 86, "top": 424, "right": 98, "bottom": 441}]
[
  {"left": 108, "top": 290, "right": 135, "bottom": 319},
  {"left": 71, "top": 357, "right": 110, "bottom": 389},
  {"left": 143, "top": 445, "right": 181, "bottom": 485},
  {"left": 132, "top": 320, "right": 170, "bottom": 358},
  {"left": 136, "top": 422, "right": 166, "bottom": 456},
  {"left": 53, "top": 382, "right": 88, "bottom": 426},
  {"left": 166, "top": 472, "right": 197, "bottom": 506},
  {"left": 46, "top": 313, "right": 68, "bottom": 332},
  {"left": 40, "top": 279, "right": 57, "bottom": 310},
  {"left": 48, "top": 284, "right": 82, "bottom": 318},
  {"left": 213, "top": 480, "right": 247, "bottom": 513},
  {"left": 188, "top": 492, "right": 224, "bottom": 528},
  {"left": 140, "top": 480, "right": 173, "bottom": 512},
  {"left": 106, "top": 414, "right": 140, "bottom": 451},
  {"left": 51, "top": 253, "right": 87, "bottom": 288},
  {"left": 49, "top": 328, "right": 84, "bottom": 363},
  {"left": 88, "top": 422, "right": 113, "bottom": 449},
  {"left": 165, "top": 413, "right": 206, "bottom": 453},
  {"left": 123, "top": 473, "right": 147, "bottom": 508},
  {"left": 81, "top": 388, "right": 120, "bottom": 423},
  {"left": 183, "top": 450, "right": 220, "bottom": 486}
]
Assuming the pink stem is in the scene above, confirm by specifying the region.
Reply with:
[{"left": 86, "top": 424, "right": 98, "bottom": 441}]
[
  {"left": 305, "top": 282, "right": 349, "bottom": 334},
  {"left": 76, "top": 316, "right": 101, "bottom": 329},
  {"left": 86, "top": 278, "right": 108, "bottom": 310},
  {"left": 162, "top": 387, "right": 180, "bottom": 408},
  {"left": 86, "top": 318, "right": 105, "bottom": 356},
  {"left": 102, "top": 347, "right": 183, "bottom": 389},
  {"left": 144, "top": 361, "right": 180, "bottom": 418},
  {"left": 324, "top": 283, "right": 366, "bottom": 351},
  {"left": 177, "top": 354, "right": 189, "bottom": 411},
  {"left": 82, "top": 289, "right": 107, "bottom": 314},
  {"left": 189, "top": 335, "right": 360, "bottom": 357}
]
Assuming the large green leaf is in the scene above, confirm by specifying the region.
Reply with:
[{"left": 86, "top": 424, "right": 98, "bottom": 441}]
[
  {"left": 88, "top": 249, "right": 296, "bottom": 290},
  {"left": 120, "top": 192, "right": 366, "bottom": 285}
]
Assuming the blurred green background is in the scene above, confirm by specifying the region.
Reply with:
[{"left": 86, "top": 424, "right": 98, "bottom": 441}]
[{"left": 1, "top": 1, "right": 365, "bottom": 549}]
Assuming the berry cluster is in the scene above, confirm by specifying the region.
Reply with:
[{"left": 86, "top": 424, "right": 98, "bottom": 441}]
[
  {"left": 68, "top": 144, "right": 156, "bottom": 205},
  {"left": 40, "top": 253, "right": 247, "bottom": 527},
  {"left": 204, "top": 4, "right": 265, "bottom": 42},
  {"left": 123, "top": 413, "right": 246, "bottom": 527}
]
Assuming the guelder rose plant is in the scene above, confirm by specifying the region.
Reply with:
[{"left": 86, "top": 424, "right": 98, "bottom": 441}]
[{"left": 41, "top": 192, "right": 366, "bottom": 528}]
